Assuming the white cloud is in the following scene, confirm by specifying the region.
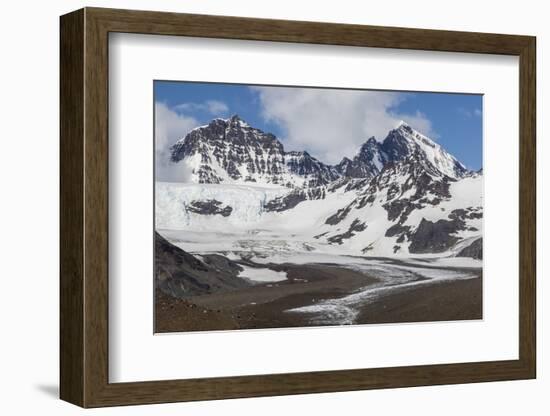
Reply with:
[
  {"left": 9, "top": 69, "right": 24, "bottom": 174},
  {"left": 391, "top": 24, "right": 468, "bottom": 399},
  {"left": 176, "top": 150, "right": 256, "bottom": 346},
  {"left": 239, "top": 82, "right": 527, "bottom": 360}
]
[
  {"left": 206, "top": 100, "right": 230, "bottom": 114},
  {"left": 173, "top": 99, "right": 229, "bottom": 115},
  {"left": 155, "top": 102, "right": 199, "bottom": 182},
  {"left": 251, "top": 87, "right": 436, "bottom": 164},
  {"left": 458, "top": 107, "right": 482, "bottom": 119}
]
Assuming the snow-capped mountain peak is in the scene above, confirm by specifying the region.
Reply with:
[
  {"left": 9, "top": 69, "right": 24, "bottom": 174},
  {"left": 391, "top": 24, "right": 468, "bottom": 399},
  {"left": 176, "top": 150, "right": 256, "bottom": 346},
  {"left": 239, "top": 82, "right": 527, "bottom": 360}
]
[
  {"left": 159, "top": 116, "right": 482, "bottom": 258},
  {"left": 336, "top": 136, "right": 388, "bottom": 179},
  {"left": 381, "top": 122, "right": 467, "bottom": 179},
  {"left": 170, "top": 115, "right": 338, "bottom": 188},
  {"left": 169, "top": 115, "right": 471, "bottom": 189},
  {"left": 226, "top": 114, "right": 250, "bottom": 128}
]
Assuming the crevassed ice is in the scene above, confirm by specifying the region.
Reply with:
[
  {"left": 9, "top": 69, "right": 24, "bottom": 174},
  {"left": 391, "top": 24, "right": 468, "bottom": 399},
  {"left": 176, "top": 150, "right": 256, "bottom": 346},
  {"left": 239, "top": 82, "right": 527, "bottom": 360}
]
[{"left": 155, "top": 182, "right": 286, "bottom": 230}]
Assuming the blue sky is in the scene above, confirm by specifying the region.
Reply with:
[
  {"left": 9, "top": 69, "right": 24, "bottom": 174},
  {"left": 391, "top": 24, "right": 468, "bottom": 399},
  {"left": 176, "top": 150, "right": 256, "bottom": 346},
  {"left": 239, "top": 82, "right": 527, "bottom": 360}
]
[{"left": 155, "top": 81, "right": 482, "bottom": 170}]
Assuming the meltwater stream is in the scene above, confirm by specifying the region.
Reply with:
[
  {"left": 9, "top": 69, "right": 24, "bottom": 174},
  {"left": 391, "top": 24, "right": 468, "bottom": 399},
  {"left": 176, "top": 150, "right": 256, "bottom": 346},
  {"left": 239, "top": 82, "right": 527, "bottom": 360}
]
[{"left": 285, "top": 259, "right": 479, "bottom": 325}]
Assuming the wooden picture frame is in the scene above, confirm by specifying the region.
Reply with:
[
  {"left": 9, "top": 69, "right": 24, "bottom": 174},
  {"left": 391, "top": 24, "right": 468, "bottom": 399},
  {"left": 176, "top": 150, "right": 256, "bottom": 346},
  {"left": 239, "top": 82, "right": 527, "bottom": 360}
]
[{"left": 60, "top": 7, "right": 536, "bottom": 408}]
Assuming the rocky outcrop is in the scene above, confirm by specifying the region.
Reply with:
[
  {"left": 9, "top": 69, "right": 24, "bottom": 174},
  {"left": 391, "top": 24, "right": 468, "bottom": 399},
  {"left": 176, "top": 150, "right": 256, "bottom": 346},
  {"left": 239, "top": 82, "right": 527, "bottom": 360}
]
[
  {"left": 325, "top": 203, "right": 353, "bottom": 225},
  {"left": 335, "top": 137, "right": 387, "bottom": 180},
  {"left": 456, "top": 238, "right": 483, "bottom": 259},
  {"left": 408, "top": 218, "right": 464, "bottom": 254},
  {"left": 327, "top": 219, "right": 367, "bottom": 245},
  {"left": 264, "top": 186, "right": 327, "bottom": 212},
  {"left": 155, "top": 232, "right": 250, "bottom": 298},
  {"left": 187, "top": 199, "right": 233, "bottom": 217},
  {"left": 264, "top": 191, "right": 307, "bottom": 212}
]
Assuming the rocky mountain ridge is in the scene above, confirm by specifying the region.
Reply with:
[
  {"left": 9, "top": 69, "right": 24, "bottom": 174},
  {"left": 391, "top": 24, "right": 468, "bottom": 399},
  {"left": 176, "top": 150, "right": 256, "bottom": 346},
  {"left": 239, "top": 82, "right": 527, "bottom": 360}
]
[
  {"left": 171, "top": 116, "right": 468, "bottom": 187},
  {"left": 160, "top": 115, "right": 482, "bottom": 258}
]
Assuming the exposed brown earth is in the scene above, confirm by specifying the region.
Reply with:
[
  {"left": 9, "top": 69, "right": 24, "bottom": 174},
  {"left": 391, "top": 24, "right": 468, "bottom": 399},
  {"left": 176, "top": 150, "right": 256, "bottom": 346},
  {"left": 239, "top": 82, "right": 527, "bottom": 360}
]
[
  {"left": 354, "top": 277, "right": 482, "bottom": 324},
  {"left": 155, "top": 290, "right": 239, "bottom": 332},
  {"left": 155, "top": 262, "right": 482, "bottom": 333}
]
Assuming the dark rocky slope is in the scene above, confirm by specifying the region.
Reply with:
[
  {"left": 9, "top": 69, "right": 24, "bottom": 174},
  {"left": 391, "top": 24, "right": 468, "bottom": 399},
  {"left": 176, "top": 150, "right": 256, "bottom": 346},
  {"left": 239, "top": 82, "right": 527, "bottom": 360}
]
[
  {"left": 456, "top": 237, "right": 483, "bottom": 259},
  {"left": 155, "top": 232, "right": 250, "bottom": 298}
]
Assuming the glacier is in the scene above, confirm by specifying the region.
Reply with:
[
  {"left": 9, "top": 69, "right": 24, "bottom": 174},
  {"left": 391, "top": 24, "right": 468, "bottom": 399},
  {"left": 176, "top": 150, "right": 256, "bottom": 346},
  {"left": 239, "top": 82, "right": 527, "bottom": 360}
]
[{"left": 157, "top": 116, "right": 483, "bottom": 260}]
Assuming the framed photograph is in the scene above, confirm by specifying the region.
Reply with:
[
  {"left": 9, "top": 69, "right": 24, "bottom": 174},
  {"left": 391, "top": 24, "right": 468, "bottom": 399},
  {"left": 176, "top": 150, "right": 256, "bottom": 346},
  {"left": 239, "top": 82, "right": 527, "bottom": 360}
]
[{"left": 60, "top": 7, "right": 536, "bottom": 407}]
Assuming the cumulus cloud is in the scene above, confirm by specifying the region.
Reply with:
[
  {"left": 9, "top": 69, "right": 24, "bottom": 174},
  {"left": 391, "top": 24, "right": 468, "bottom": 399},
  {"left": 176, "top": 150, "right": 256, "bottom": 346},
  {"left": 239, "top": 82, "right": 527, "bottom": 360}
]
[
  {"left": 155, "top": 102, "right": 198, "bottom": 182},
  {"left": 174, "top": 100, "right": 229, "bottom": 115},
  {"left": 251, "top": 87, "right": 436, "bottom": 164}
]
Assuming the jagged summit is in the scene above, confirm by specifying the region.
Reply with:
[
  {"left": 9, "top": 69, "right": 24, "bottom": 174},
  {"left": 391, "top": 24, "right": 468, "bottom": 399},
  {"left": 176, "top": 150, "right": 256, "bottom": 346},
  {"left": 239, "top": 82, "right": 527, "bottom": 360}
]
[
  {"left": 396, "top": 119, "right": 409, "bottom": 128},
  {"left": 170, "top": 115, "right": 471, "bottom": 188},
  {"left": 334, "top": 120, "right": 469, "bottom": 181},
  {"left": 187, "top": 114, "right": 253, "bottom": 135},
  {"left": 227, "top": 113, "right": 249, "bottom": 126},
  {"left": 336, "top": 136, "right": 387, "bottom": 179},
  {"left": 359, "top": 136, "right": 378, "bottom": 150},
  {"left": 170, "top": 115, "right": 338, "bottom": 188},
  {"left": 159, "top": 116, "right": 482, "bottom": 258},
  {"left": 381, "top": 122, "right": 467, "bottom": 179}
]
